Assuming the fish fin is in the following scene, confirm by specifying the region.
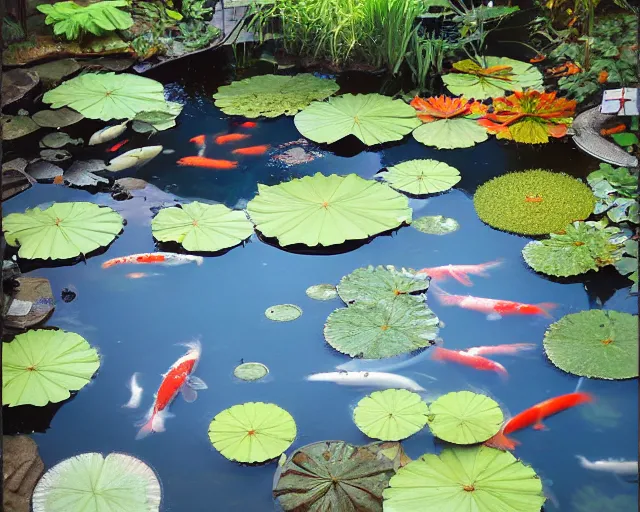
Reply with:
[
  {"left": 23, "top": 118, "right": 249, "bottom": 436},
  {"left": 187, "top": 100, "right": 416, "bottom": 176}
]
[
  {"left": 181, "top": 385, "right": 198, "bottom": 403},
  {"left": 533, "top": 421, "right": 548, "bottom": 431},
  {"left": 480, "top": 259, "right": 504, "bottom": 273},
  {"left": 429, "top": 284, "right": 461, "bottom": 306},
  {"left": 177, "top": 337, "right": 202, "bottom": 352},
  {"left": 575, "top": 455, "right": 589, "bottom": 466},
  {"left": 495, "top": 365, "right": 509, "bottom": 382},
  {"left": 484, "top": 430, "right": 519, "bottom": 451},
  {"left": 195, "top": 256, "right": 204, "bottom": 266},
  {"left": 411, "top": 372, "right": 438, "bottom": 382},
  {"left": 574, "top": 376, "right": 585, "bottom": 393},
  {"left": 187, "top": 375, "right": 208, "bottom": 390},
  {"left": 535, "top": 303, "right": 558, "bottom": 318},
  {"left": 487, "top": 313, "right": 502, "bottom": 321},
  {"left": 450, "top": 270, "right": 474, "bottom": 287}
]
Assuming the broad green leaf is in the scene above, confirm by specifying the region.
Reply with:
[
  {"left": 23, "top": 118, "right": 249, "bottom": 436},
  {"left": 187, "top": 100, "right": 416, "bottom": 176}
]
[
  {"left": 324, "top": 297, "right": 439, "bottom": 359},
  {"left": 208, "top": 402, "right": 296, "bottom": 462},
  {"left": 306, "top": 284, "right": 338, "bottom": 301},
  {"left": 265, "top": 304, "right": 302, "bottom": 322},
  {"left": 31, "top": 452, "right": 161, "bottom": 512},
  {"left": 151, "top": 202, "right": 253, "bottom": 252},
  {"left": 543, "top": 310, "right": 638, "bottom": 379},
  {"left": 381, "top": 159, "right": 460, "bottom": 196},
  {"left": 213, "top": 74, "right": 339, "bottom": 118},
  {"left": 337, "top": 265, "right": 429, "bottom": 305},
  {"left": 3, "top": 329, "right": 100, "bottom": 407},
  {"left": 507, "top": 118, "right": 551, "bottom": 144},
  {"left": 611, "top": 132, "right": 639, "bottom": 147},
  {"left": 411, "top": 215, "right": 460, "bottom": 235},
  {"left": 427, "top": 391, "right": 503, "bottom": 444},
  {"left": 383, "top": 446, "right": 546, "bottom": 512},
  {"left": 354, "top": 389, "right": 429, "bottom": 441},
  {"left": 412, "top": 117, "right": 489, "bottom": 149},
  {"left": 294, "top": 93, "right": 421, "bottom": 145},
  {"left": 473, "top": 169, "right": 595, "bottom": 235},
  {"left": 3, "top": 202, "right": 123, "bottom": 260},
  {"left": 234, "top": 362, "right": 269, "bottom": 381},
  {"left": 246, "top": 173, "right": 412, "bottom": 247}
]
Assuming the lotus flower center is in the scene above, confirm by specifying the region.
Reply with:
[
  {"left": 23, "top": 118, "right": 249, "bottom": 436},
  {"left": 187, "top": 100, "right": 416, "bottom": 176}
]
[
  {"left": 393, "top": 289, "right": 401, "bottom": 295},
  {"left": 247, "top": 429, "right": 256, "bottom": 436},
  {"left": 573, "top": 241, "right": 585, "bottom": 246},
  {"left": 322, "top": 201, "right": 329, "bottom": 209},
  {"left": 354, "top": 116, "right": 360, "bottom": 125},
  {"left": 601, "top": 338, "right": 613, "bottom": 345},
  {"left": 463, "top": 484, "right": 475, "bottom": 492},
  {"left": 26, "top": 365, "right": 37, "bottom": 371},
  {"left": 380, "top": 325, "right": 390, "bottom": 331},
  {"left": 54, "top": 217, "right": 62, "bottom": 226},
  {"left": 192, "top": 220, "right": 198, "bottom": 226}
]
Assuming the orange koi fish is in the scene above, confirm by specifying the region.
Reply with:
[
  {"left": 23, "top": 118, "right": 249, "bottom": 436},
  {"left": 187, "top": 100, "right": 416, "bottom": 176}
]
[
  {"left": 189, "top": 135, "right": 206, "bottom": 145},
  {"left": 215, "top": 133, "right": 251, "bottom": 144},
  {"left": 465, "top": 343, "right": 537, "bottom": 356},
  {"left": 136, "top": 340, "right": 207, "bottom": 439},
  {"left": 416, "top": 259, "right": 502, "bottom": 286},
  {"left": 102, "top": 252, "right": 203, "bottom": 269},
  {"left": 432, "top": 347, "right": 508, "bottom": 377},
  {"left": 231, "top": 144, "right": 270, "bottom": 156},
  {"left": 529, "top": 54, "right": 546, "bottom": 63},
  {"left": 486, "top": 392, "right": 594, "bottom": 450},
  {"left": 600, "top": 124, "right": 627, "bottom": 136},
  {"left": 239, "top": 121, "right": 257, "bottom": 128},
  {"left": 107, "top": 139, "right": 129, "bottom": 152},
  {"left": 177, "top": 157, "right": 238, "bottom": 169}
]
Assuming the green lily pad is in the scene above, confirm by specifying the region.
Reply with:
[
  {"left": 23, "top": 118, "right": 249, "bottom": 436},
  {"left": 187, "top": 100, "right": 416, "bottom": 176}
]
[
  {"left": 413, "top": 118, "right": 489, "bottom": 149},
  {"left": 614, "top": 240, "right": 638, "bottom": 293},
  {"left": 265, "top": 304, "right": 302, "bottom": 322},
  {"left": 233, "top": 362, "right": 269, "bottom": 381},
  {"left": 28, "top": 59, "right": 81, "bottom": 88},
  {"left": 324, "top": 297, "right": 439, "bottom": 359},
  {"left": 587, "top": 164, "right": 638, "bottom": 224},
  {"left": 337, "top": 265, "right": 429, "bottom": 305},
  {"left": 611, "top": 132, "right": 639, "bottom": 147},
  {"left": 39, "top": 132, "right": 83, "bottom": 149},
  {"left": 383, "top": 445, "right": 546, "bottom": 512},
  {"left": 427, "top": 391, "right": 504, "bottom": 444},
  {"left": 522, "top": 221, "right": 627, "bottom": 277},
  {"left": 1, "top": 114, "right": 41, "bottom": 140},
  {"left": 543, "top": 310, "right": 638, "bottom": 379},
  {"left": 208, "top": 402, "right": 296, "bottom": 463},
  {"left": 246, "top": 173, "right": 412, "bottom": 247},
  {"left": 294, "top": 93, "right": 421, "bottom": 146},
  {"left": 354, "top": 389, "right": 429, "bottom": 441},
  {"left": 32, "top": 107, "right": 84, "bottom": 128},
  {"left": 213, "top": 74, "right": 339, "bottom": 118},
  {"left": 305, "top": 284, "right": 338, "bottom": 301},
  {"left": 3, "top": 202, "right": 124, "bottom": 260},
  {"left": 151, "top": 202, "right": 254, "bottom": 253},
  {"left": 381, "top": 159, "right": 461, "bottom": 196},
  {"left": 32, "top": 452, "right": 161, "bottom": 512},
  {"left": 412, "top": 215, "right": 460, "bottom": 235},
  {"left": 3, "top": 329, "right": 100, "bottom": 407},
  {"left": 473, "top": 169, "right": 595, "bottom": 235}
]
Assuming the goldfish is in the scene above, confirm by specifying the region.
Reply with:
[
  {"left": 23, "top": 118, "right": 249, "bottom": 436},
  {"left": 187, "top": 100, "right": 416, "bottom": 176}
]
[
  {"left": 530, "top": 54, "right": 546, "bottom": 63},
  {"left": 136, "top": 340, "right": 207, "bottom": 439},
  {"left": 126, "top": 272, "right": 162, "bottom": 279},
  {"left": 177, "top": 157, "right": 238, "bottom": 169},
  {"left": 465, "top": 343, "right": 537, "bottom": 356},
  {"left": 214, "top": 133, "right": 251, "bottom": 144},
  {"left": 600, "top": 124, "right": 627, "bottom": 136},
  {"left": 106, "top": 139, "right": 129, "bottom": 152},
  {"left": 189, "top": 135, "right": 206, "bottom": 145},
  {"left": 123, "top": 372, "right": 143, "bottom": 409},
  {"left": 486, "top": 392, "right": 594, "bottom": 450},
  {"left": 232, "top": 144, "right": 270, "bottom": 156},
  {"left": 102, "top": 252, "right": 203, "bottom": 269},
  {"left": 417, "top": 259, "right": 502, "bottom": 286},
  {"left": 239, "top": 121, "right": 257, "bottom": 128},
  {"left": 432, "top": 347, "right": 508, "bottom": 377}
]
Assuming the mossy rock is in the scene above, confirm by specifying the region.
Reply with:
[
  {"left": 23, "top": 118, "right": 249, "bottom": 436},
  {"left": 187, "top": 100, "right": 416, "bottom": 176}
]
[{"left": 473, "top": 169, "right": 595, "bottom": 235}]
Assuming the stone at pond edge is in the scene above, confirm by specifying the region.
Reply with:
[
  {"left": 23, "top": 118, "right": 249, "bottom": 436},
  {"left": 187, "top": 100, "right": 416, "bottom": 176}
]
[
  {"left": 234, "top": 362, "right": 269, "bottom": 381},
  {"left": 265, "top": 304, "right": 302, "bottom": 322},
  {"left": 2, "top": 159, "right": 35, "bottom": 201},
  {"left": 64, "top": 160, "right": 109, "bottom": 188},
  {"left": 26, "top": 160, "right": 63, "bottom": 182},
  {"left": 28, "top": 59, "right": 81, "bottom": 88},
  {"left": 1, "top": 115, "right": 41, "bottom": 140},
  {"left": 39, "top": 132, "right": 83, "bottom": 149},
  {"left": 40, "top": 149, "right": 72, "bottom": 162},
  {"left": 306, "top": 284, "right": 338, "bottom": 301},
  {"left": 4, "top": 277, "right": 56, "bottom": 330},
  {"left": 3, "top": 435, "right": 45, "bottom": 512},
  {"left": 2, "top": 68, "right": 40, "bottom": 107},
  {"left": 32, "top": 107, "right": 84, "bottom": 128},
  {"left": 115, "top": 177, "right": 150, "bottom": 191}
]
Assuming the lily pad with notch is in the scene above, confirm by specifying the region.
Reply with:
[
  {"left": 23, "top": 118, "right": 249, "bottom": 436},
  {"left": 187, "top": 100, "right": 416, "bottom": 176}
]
[
  {"left": 2, "top": 69, "right": 39, "bottom": 107},
  {"left": 2, "top": 115, "right": 41, "bottom": 140},
  {"left": 25, "top": 161, "right": 63, "bottom": 182},
  {"left": 337, "top": 265, "right": 429, "bottom": 305},
  {"left": 40, "top": 149, "right": 72, "bottom": 163},
  {"left": 64, "top": 160, "right": 109, "bottom": 188},
  {"left": 39, "top": 132, "right": 83, "bottom": 149}
]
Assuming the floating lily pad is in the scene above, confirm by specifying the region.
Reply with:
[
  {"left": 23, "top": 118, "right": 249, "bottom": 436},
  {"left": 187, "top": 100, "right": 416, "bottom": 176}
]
[
  {"left": 427, "top": 391, "right": 504, "bottom": 444},
  {"left": 1, "top": 115, "right": 41, "bottom": 140},
  {"left": 615, "top": 240, "right": 638, "bottom": 293},
  {"left": 32, "top": 107, "right": 84, "bottom": 128},
  {"left": 2, "top": 69, "right": 39, "bottom": 107},
  {"left": 295, "top": 93, "right": 421, "bottom": 145},
  {"left": 381, "top": 159, "right": 460, "bottom": 196},
  {"left": 234, "top": 362, "right": 269, "bottom": 381},
  {"left": 3, "top": 329, "right": 100, "bottom": 407},
  {"left": 474, "top": 169, "right": 595, "bottom": 235},
  {"left": 39, "top": 132, "right": 83, "bottom": 149},
  {"left": 213, "top": 73, "right": 339, "bottom": 118},
  {"left": 32, "top": 452, "right": 161, "bottom": 512},
  {"left": 587, "top": 164, "right": 638, "bottom": 224},
  {"left": 305, "top": 284, "right": 338, "bottom": 301},
  {"left": 28, "top": 59, "right": 81, "bottom": 88},
  {"left": 543, "top": 310, "right": 638, "bottom": 379},
  {"left": 412, "top": 215, "right": 460, "bottom": 235},
  {"left": 246, "top": 173, "right": 412, "bottom": 247},
  {"left": 265, "top": 304, "right": 302, "bottom": 322},
  {"left": 151, "top": 202, "right": 254, "bottom": 253},
  {"left": 354, "top": 389, "right": 429, "bottom": 441},
  {"left": 413, "top": 117, "right": 489, "bottom": 150},
  {"left": 64, "top": 160, "right": 109, "bottom": 188},
  {"left": 383, "top": 445, "right": 546, "bottom": 512},
  {"left": 208, "top": 402, "right": 296, "bottom": 463},
  {"left": 106, "top": 146, "right": 163, "bottom": 172},
  {"left": 40, "top": 149, "right": 72, "bottom": 162},
  {"left": 3, "top": 202, "right": 123, "bottom": 260},
  {"left": 337, "top": 265, "right": 428, "bottom": 305},
  {"left": 274, "top": 440, "right": 409, "bottom": 511},
  {"left": 324, "top": 297, "right": 439, "bottom": 359},
  {"left": 26, "top": 161, "right": 63, "bottom": 182}
]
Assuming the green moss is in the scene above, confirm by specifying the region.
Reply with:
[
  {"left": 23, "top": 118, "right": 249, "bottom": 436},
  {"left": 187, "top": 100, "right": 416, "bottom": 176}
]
[{"left": 473, "top": 169, "right": 595, "bottom": 235}]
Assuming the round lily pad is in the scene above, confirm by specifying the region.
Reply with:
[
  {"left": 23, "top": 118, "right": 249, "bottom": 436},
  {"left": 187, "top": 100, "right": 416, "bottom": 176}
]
[
  {"left": 305, "top": 284, "right": 338, "bottom": 301},
  {"left": 381, "top": 159, "right": 461, "bottom": 196},
  {"left": 337, "top": 265, "right": 429, "bottom": 305},
  {"left": 412, "top": 215, "right": 460, "bottom": 235},
  {"left": 208, "top": 402, "right": 296, "bottom": 463},
  {"left": 1, "top": 114, "right": 41, "bottom": 140},
  {"left": 32, "top": 452, "right": 161, "bottom": 512},
  {"left": 543, "top": 310, "right": 638, "bottom": 379},
  {"left": 3, "top": 329, "right": 100, "bottom": 407},
  {"left": 383, "top": 445, "right": 546, "bottom": 512},
  {"left": 32, "top": 107, "right": 84, "bottom": 128},
  {"left": 427, "top": 391, "right": 504, "bottom": 444},
  {"left": 265, "top": 304, "right": 302, "bottom": 322},
  {"left": 354, "top": 389, "right": 430, "bottom": 441},
  {"left": 39, "top": 132, "right": 83, "bottom": 149},
  {"left": 234, "top": 362, "right": 269, "bottom": 381}
]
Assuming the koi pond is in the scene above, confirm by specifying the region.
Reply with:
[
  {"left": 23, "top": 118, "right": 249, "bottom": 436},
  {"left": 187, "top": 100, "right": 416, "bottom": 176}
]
[{"left": 2, "top": 3, "right": 639, "bottom": 511}]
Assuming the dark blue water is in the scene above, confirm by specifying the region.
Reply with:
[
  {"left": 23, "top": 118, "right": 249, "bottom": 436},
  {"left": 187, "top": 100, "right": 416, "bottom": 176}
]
[{"left": 3, "top": 59, "right": 638, "bottom": 511}]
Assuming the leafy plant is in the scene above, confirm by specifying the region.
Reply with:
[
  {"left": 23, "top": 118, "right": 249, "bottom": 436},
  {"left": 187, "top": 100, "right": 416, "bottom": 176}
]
[
  {"left": 182, "top": 0, "right": 214, "bottom": 21},
  {"left": 3, "top": 17, "right": 25, "bottom": 45},
  {"left": 177, "top": 21, "right": 220, "bottom": 50},
  {"left": 406, "top": 31, "right": 459, "bottom": 92},
  {"left": 587, "top": 164, "right": 639, "bottom": 225},
  {"left": 412, "top": 215, "right": 460, "bottom": 235}
]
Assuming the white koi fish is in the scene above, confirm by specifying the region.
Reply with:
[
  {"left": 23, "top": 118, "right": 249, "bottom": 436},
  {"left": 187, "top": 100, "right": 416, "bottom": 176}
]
[
  {"left": 106, "top": 145, "right": 163, "bottom": 172},
  {"left": 305, "top": 371, "right": 425, "bottom": 393},
  {"left": 576, "top": 456, "right": 638, "bottom": 476},
  {"left": 88, "top": 121, "right": 128, "bottom": 146}
]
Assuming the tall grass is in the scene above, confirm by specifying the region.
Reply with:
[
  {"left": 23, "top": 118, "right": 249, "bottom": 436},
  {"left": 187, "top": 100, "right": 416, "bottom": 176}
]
[{"left": 406, "top": 31, "right": 457, "bottom": 91}]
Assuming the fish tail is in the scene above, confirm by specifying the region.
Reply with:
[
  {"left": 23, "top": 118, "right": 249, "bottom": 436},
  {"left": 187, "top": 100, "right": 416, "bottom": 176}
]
[
  {"left": 178, "top": 336, "right": 202, "bottom": 354},
  {"left": 101, "top": 260, "right": 115, "bottom": 269},
  {"left": 535, "top": 303, "right": 558, "bottom": 318},
  {"left": 195, "top": 256, "right": 204, "bottom": 266},
  {"left": 431, "top": 285, "right": 462, "bottom": 306},
  {"left": 431, "top": 347, "right": 447, "bottom": 361},
  {"left": 477, "top": 258, "right": 504, "bottom": 275},
  {"left": 575, "top": 455, "right": 589, "bottom": 467},
  {"left": 451, "top": 271, "right": 474, "bottom": 287},
  {"left": 484, "top": 429, "right": 519, "bottom": 451}
]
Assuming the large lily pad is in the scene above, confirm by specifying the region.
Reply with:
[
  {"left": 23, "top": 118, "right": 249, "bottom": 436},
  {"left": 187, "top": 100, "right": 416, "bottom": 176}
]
[
  {"left": 2, "top": 69, "right": 39, "bottom": 107},
  {"left": 3, "top": 202, "right": 123, "bottom": 260},
  {"left": 427, "top": 391, "right": 504, "bottom": 444},
  {"left": 32, "top": 107, "right": 84, "bottom": 128},
  {"left": 411, "top": 215, "right": 460, "bottom": 235},
  {"left": 32, "top": 452, "right": 161, "bottom": 512},
  {"left": 207, "top": 402, "right": 296, "bottom": 463},
  {"left": 324, "top": 297, "right": 439, "bottom": 359},
  {"left": 383, "top": 446, "right": 546, "bottom": 512},
  {"left": 3, "top": 329, "right": 100, "bottom": 407},
  {"left": 294, "top": 93, "right": 421, "bottom": 146},
  {"left": 1, "top": 115, "right": 41, "bottom": 140},
  {"left": 246, "top": 173, "right": 412, "bottom": 247},
  {"left": 380, "top": 160, "right": 461, "bottom": 196},
  {"left": 543, "top": 310, "right": 638, "bottom": 379},
  {"left": 274, "top": 440, "right": 409, "bottom": 511},
  {"left": 337, "top": 265, "right": 429, "bottom": 305},
  {"left": 354, "top": 389, "right": 429, "bottom": 441},
  {"left": 413, "top": 117, "right": 489, "bottom": 149},
  {"left": 151, "top": 202, "right": 253, "bottom": 253},
  {"left": 522, "top": 221, "right": 627, "bottom": 277},
  {"left": 213, "top": 73, "right": 339, "bottom": 118}
]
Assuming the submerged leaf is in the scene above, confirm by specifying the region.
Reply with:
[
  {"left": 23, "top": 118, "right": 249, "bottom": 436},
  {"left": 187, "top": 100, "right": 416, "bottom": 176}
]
[
  {"left": 2, "top": 68, "right": 39, "bottom": 106},
  {"left": 411, "top": 215, "right": 460, "bottom": 235},
  {"left": 32, "top": 107, "right": 84, "bottom": 128},
  {"left": 39, "top": 132, "right": 83, "bottom": 149},
  {"left": 26, "top": 161, "right": 63, "bottom": 182},
  {"left": 337, "top": 265, "right": 428, "bottom": 305},
  {"left": 64, "top": 160, "right": 109, "bottom": 188},
  {"left": 265, "top": 304, "right": 302, "bottom": 322},
  {"left": 381, "top": 159, "right": 460, "bottom": 196},
  {"left": 1, "top": 114, "right": 41, "bottom": 140}
]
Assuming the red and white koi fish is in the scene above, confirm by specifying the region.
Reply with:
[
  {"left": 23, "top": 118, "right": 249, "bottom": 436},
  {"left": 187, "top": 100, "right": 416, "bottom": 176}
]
[
  {"left": 485, "top": 392, "right": 594, "bottom": 450},
  {"left": 231, "top": 144, "right": 270, "bottom": 156},
  {"left": 123, "top": 372, "right": 143, "bottom": 409},
  {"left": 432, "top": 347, "right": 508, "bottom": 377},
  {"left": 465, "top": 343, "right": 537, "bottom": 356},
  {"left": 189, "top": 135, "right": 206, "bottom": 145},
  {"left": 177, "top": 156, "right": 238, "bottom": 169},
  {"left": 136, "top": 340, "right": 207, "bottom": 439},
  {"left": 417, "top": 259, "right": 503, "bottom": 286},
  {"left": 215, "top": 133, "right": 251, "bottom": 144},
  {"left": 102, "top": 253, "right": 203, "bottom": 269}
]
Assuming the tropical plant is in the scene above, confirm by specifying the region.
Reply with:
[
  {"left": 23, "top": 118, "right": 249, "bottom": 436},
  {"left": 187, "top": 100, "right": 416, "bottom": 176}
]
[
  {"left": 380, "top": 159, "right": 461, "bottom": 195},
  {"left": 177, "top": 21, "right": 220, "bottom": 50},
  {"left": 3, "top": 17, "right": 25, "bottom": 45},
  {"left": 587, "top": 164, "right": 639, "bottom": 225},
  {"left": 182, "top": 0, "right": 214, "bottom": 21}
]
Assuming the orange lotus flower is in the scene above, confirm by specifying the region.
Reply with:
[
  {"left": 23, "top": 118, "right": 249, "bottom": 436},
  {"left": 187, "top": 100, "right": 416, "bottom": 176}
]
[{"left": 410, "top": 95, "right": 483, "bottom": 123}]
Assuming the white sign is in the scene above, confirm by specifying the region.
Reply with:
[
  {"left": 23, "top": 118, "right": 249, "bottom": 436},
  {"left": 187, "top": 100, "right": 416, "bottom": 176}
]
[{"left": 600, "top": 88, "right": 638, "bottom": 116}]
